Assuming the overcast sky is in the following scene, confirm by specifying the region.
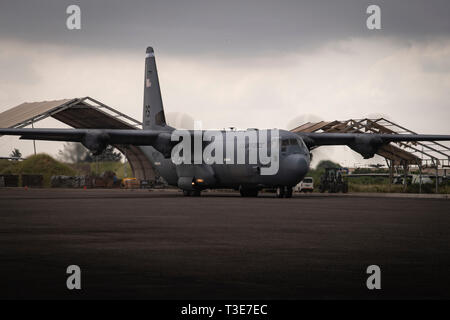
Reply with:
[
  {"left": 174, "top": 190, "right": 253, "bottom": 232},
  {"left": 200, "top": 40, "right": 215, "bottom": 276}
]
[{"left": 0, "top": 0, "right": 449, "bottom": 166}]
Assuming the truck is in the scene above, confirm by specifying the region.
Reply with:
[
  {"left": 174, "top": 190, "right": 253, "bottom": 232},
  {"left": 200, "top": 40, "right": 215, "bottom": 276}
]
[{"left": 319, "top": 168, "right": 348, "bottom": 193}]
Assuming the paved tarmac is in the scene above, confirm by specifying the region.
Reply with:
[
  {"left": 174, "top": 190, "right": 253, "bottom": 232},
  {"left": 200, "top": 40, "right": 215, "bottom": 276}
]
[{"left": 0, "top": 188, "right": 449, "bottom": 299}]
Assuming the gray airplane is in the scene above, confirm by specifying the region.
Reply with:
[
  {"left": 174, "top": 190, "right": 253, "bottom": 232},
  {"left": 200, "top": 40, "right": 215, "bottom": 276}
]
[{"left": 1, "top": 47, "right": 450, "bottom": 198}]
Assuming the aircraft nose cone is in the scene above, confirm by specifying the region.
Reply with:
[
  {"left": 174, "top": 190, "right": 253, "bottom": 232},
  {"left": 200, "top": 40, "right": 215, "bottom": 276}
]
[{"left": 284, "top": 154, "right": 309, "bottom": 183}]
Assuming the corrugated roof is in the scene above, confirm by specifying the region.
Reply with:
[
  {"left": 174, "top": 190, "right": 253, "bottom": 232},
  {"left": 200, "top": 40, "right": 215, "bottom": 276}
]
[
  {"left": 291, "top": 121, "right": 331, "bottom": 133},
  {"left": 0, "top": 97, "right": 153, "bottom": 180},
  {"left": 0, "top": 99, "right": 73, "bottom": 128},
  {"left": 0, "top": 97, "right": 142, "bottom": 130},
  {"left": 291, "top": 119, "right": 426, "bottom": 165},
  {"left": 52, "top": 104, "right": 136, "bottom": 129}
]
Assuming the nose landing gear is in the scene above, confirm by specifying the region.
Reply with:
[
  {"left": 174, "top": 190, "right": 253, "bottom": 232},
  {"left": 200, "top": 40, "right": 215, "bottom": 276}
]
[
  {"left": 239, "top": 186, "right": 259, "bottom": 197},
  {"left": 183, "top": 190, "right": 201, "bottom": 197},
  {"left": 276, "top": 186, "right": 293, "bottom": 198}
]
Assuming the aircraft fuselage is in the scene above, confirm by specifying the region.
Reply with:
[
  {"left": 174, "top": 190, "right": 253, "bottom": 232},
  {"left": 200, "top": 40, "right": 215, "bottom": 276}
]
[{"left": 139, "top": 129, "right": 310, "bottom": 192}]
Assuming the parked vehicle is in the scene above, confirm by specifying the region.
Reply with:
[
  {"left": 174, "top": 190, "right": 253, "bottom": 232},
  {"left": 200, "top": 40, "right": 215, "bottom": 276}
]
[
  {"left": 294, "top": 177, "right": 314, "bottom": 192},
  {"left": 319, "top": 168, "right": 348, "bottom": 193},
  {"left": 121, "top": 177, "right": 140, "bottom": 189},
  {"left": 411, "top": 175, "right": 434, "bottom": 185}
]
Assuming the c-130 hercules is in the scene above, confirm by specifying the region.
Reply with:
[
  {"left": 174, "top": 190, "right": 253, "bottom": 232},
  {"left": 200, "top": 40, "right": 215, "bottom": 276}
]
[{"left": 1, "top": 47, "right": 450, "bottom": 198}]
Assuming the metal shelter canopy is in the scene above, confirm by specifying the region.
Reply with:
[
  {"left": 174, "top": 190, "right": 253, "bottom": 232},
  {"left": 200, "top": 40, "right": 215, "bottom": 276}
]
[
  {"left": 0, "top": 97, "right": 155, "bottom": 181},
  {"left": 291, "top": 118, "right": 450, "bottom": 168}
]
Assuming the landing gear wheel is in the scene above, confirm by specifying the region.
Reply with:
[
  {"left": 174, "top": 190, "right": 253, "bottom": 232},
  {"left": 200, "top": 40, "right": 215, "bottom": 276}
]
[
  {"left": 192, "top": 190, "right": 201, "bottom": 197},
  {"left": 183, "top": 190, "right": 191, "bottom": 196},
  {"left": 285, "top": 187, "right": 293, "bottom": 198},
  {"left": 276, "top": 187, "right": 285, "bottom": 198},
  {"left": 239, "top": 187, "right": 259, "bottom": 197}
]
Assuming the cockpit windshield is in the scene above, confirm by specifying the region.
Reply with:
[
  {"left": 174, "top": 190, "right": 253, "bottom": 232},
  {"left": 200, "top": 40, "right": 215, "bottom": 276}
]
[{"left": 281, "top": 137, "right": 307, "bottom": 154}]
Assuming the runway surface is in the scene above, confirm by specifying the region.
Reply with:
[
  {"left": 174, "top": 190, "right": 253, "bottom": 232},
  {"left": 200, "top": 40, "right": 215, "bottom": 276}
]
[{"left": 0, "top": 188, "right": 449, "bottom": 299}]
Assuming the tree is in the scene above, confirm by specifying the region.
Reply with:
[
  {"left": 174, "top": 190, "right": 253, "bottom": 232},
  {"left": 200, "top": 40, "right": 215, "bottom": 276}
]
[
  {"left": 10, "top": 148, "right": 22, "bottom": 159},
  {"left": 58, "top": 142, "right": 91, "bottom": 163},
  {"left": 97, "top": 146, "right": 122, "bottom": 162},
  {"left": 316, "top": 160, "right": 341, "bottom": 170},
  {"left": 58, "top": 142, "right": 122, "bottom": 163}
]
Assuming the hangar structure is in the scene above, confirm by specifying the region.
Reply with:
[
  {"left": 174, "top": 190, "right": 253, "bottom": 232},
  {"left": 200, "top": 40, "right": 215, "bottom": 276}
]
[
  {"left": 292, "top": 118, "right": 450, "bottom": 188},
  {"left": 1, "top": 99, "right": 449, "bottom": 189},
  {"left": 0, "top": 97, "right": 156, "bottom": 181}
]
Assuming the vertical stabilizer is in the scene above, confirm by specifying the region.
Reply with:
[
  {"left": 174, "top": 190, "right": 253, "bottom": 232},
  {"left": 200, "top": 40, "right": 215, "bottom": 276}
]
[{"left": 143, "top": 47, "right": 166, "bottom": 129}]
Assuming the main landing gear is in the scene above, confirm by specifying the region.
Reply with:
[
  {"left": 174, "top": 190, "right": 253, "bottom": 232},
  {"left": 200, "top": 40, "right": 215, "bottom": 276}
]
[
  {"left": 276, "top": 186, "right": 293, "bottom": 198},
  {"left": 183, "top": 190, "right": 201, "bottom": 197},
  {"left": 239, "top": 187, "right": 259, "bottom": 197}
]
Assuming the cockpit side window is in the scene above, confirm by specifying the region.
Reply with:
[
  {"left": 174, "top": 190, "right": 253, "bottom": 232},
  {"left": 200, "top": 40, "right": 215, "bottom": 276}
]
[
  {"left": 280, "top": 137, "right": 306, "bottom": 154},
  {"left": 281, "top": 139, "right": 288, "bottom": 152},
  {"left": 298, "top": 137, "right": 308, "bottom": 150}
]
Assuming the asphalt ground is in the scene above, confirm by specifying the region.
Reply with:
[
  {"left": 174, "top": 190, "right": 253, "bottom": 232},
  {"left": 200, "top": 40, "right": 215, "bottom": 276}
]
[{"left": 0, "top": 188, "right": 449, "bottom": 299}]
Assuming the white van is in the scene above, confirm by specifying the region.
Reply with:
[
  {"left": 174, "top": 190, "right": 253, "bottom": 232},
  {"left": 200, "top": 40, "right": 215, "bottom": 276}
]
[
  {"left": 295, "top": 177, "right": 314, "bottom": 193},
  {"left": 411, "top": 174, "right": 439, "bottom": 185}
]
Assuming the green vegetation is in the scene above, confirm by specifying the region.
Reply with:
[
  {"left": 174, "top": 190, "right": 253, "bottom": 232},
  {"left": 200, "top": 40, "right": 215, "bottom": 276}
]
[
  {"left": 0, "top": 154, "right": 75, "bottom": 187},
  {"left": 0, "top": 153, "right": 133, "bottom": 187},
  {"left": 0, "top": 159, "right": 14, "bottom": 173},
  {"left": 89, "top": 161, "right": 132, "bottom": 179},
  {"left": 348, "top": 184, "right": 403, "bottom": 193},
  {"left": 58, "top": 142, "right": 123, "bottom": 163},
  {"left": 348, "top": 183, "right": 450, "bottom": 194}
]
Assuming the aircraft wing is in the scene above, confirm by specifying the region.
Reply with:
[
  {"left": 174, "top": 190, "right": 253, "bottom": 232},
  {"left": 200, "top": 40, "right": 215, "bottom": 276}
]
[
  {"left": 297, "top": 132, "right": 450, "bottom": 159},
  {"left": 0, "top": 128, "right": 174, "bottom": 156}
]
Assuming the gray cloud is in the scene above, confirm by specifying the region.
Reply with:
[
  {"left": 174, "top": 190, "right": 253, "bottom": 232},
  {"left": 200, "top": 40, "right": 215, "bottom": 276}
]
[
  {"left": 1, "top": 0, "right": 450, "bottom": 57},
  {"left": 1, "top": 0, "right": 449, "bottom": 163},
  {"left": 421, "top": 54, "right": 450, "bottom": 73}
]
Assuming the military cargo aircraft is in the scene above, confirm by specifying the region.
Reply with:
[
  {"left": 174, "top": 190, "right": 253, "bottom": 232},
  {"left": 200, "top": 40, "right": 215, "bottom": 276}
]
[{"left": 1, "top": 47, "right": 450, "bottom": 198}]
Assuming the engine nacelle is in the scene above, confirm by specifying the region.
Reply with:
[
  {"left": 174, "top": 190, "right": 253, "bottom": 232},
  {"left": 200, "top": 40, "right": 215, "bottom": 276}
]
[
  {"left": 153, "top": 132, "right": 173, "bottom": 158},
  {"left": 82, "top": 130, "right": 110, "bottom": 155},
  {"left": 177, "top": 176, "right": 195, "bottom": 190},
  {"left": 349, "top": 136, "right": 384, "bottom": 159}
]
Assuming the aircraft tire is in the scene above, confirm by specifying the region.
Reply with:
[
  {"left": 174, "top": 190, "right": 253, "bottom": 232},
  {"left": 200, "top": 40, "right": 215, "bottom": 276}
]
[
  {"left": 276, "top": 187, "right": 285, "bottom": 198},
  {"left": 285, "top": 187, "right": 293, "bottom": 198},
  {"left": 192, "top": 190, "right": 201, "bottom": 197},
  {"left": 249, "top": 189, "right": 259, "bottom": 197},
  {"left": 183, "top": 190, "right": 191, "bottom": 196},
  {"left": 240, "top": 188, "right": 258, "bottom": 197}
]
